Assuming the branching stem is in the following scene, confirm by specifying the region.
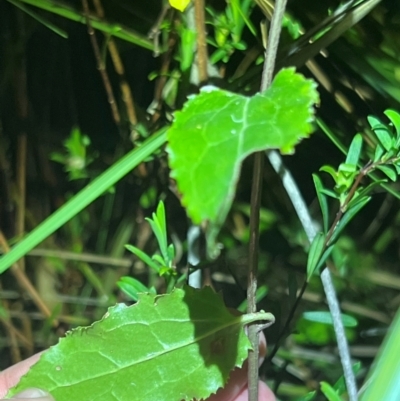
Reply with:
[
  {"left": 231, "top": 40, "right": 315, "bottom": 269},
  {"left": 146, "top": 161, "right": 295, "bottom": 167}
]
[{"left": 247, "top": 1, "right": 287, "bottom": 400}]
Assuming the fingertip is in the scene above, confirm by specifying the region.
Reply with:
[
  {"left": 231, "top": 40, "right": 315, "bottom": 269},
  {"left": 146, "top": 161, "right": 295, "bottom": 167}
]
[{"left": 235, "top": 381, "right": 276, "bottom": 401}]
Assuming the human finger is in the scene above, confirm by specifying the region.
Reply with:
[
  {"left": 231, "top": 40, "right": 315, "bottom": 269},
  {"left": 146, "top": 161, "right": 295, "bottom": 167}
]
[
  {"left": 233, "top": 381, "right": 276, "bottom": 401},
  {"left": 207, "top": 331, "right": 269, "bottom": 401},
  {"left": 0, "top": 354, "right": 42, "bottom": 399}
]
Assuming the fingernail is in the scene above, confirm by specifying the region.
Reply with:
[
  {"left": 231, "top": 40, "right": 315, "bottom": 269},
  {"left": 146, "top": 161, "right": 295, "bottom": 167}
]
[{"left": 11, "top": 388, "right": 52, "bottom": 399}]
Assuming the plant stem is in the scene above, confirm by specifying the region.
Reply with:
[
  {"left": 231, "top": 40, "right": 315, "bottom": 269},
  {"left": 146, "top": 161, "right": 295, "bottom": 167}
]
[
  {"left": 247, "top": 152, "right": 264, "bottom": 401},
  {"left": 81, "top": 0, "right": 120, "bottom": 127},
  {"left": 247, "top": 1, "right": 287, "bottom": 400},
  {"left": 267, "top": 150, "right": 358, "bottom": 401},
  {"left": 194, "top": 0, "right": 208, "bottom": 83}
]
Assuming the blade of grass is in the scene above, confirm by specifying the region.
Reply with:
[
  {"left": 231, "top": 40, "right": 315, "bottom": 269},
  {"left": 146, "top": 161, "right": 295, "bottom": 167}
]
[
  {"left": 7, "top": 0, "right": 68, "bottom": 38},
  {"left": 0, "top": 129, "right": 167, "bottom": 273},
  {"left": 13, "top": 0, "right": 154, "bottom": 51}
]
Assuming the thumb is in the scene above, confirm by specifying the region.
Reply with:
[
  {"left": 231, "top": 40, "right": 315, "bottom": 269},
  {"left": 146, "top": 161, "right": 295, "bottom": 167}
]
[{"left": 7, "top": 388, "right": 54, "bottom": 401}]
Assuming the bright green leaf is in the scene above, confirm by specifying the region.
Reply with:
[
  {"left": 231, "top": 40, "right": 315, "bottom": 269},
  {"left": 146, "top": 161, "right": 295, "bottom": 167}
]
[
  {"left": 376, "top": 165, "right": 397, "bottom": 181},
  {"left": 320, "top": 165, "right": 338, "bottom": 183},
  {"left": 303, "top": 311, "right": 358, "bottom": 328},
  {"left": 167, "top": 68, "right": 319, "bottom": 253},
  {"left": 125, "top": 244, "right": 160, "bottom": 273},
  {"left": 368, "top": 115, "right": 394, "bottom": 152},
  {"left": 373, "top": 143, "right": 385, "bottom": 163},
  {"left": 307, "top": 232, "right": 326, "bottom": 281},
  {"left": 117, "top": 276, "right": 151, "bottom": 301},
  {"left": 384, "top": 109, "right": 400, "bottom": 138},
  {"left": 320, "top": 381, "right": 343, "bottom": 401},
  {"left": 345, "top": 134, "right": 363, "bottom": 166},
  {"left": 361, "top": 305, "right": 400, "bottom": 401},
  {"left": 294, "top": 391, "right": 317, "bottom": 401},
  {"left": 7, "top": 286, "right": 274, "bottom": 401}
]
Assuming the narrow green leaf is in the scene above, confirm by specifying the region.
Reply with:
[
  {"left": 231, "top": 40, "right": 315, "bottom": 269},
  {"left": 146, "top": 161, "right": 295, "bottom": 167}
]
[
  {"left": 333, "top": 362, "right": 362, "bottom": 394},
  {"left": 303, "top": 311, "right": 358, "bottom": 327},
  {"left": 315, "top": 244, "right": 335, "bottom": 272},
  {"left": 167, "top": 243, "right": 176, "bottom": 264},
  {"left": 307, "top": 232, "right": 326, "bottom": 281},
  {"left": 328, "top": 196, "right": 371, "bottom": 245},
  {"left": 373, "top": 143, "right": 385, "bottom": 163},
  {"left": 320, "top": 165, "right": 338, "bottom": 183},
  {"left": 361, "top": 305, "right": 400, "bottom": 401},
  {"left": 294, "top": 391, "right": 317, "bottom": 401},
  {"left": 368, "top": 115, "right": 393, "bottom": 152},
  {"left": 0, "top": 130, "right": 167, "bottom": 273},
  {"left": 345, "top": 134, "right": 363, "bottom": 166},
  {"left": 167, "top": 68, "right": 319, "bottom": 254},
  {"left": 320, "top": 381, "right": 343, "bottom": 401},
  {"left": 117, "top": 276, "right": 150, "bottom": 301},
  {"left": 125, "top": 245, "right": 160, "bottom": 273},
  {"left": 7, "top": 0, "right": 68, "bottom": 38},
  {"left": 152, "top": 254, "right": 166, "bottom": 266},
  {"left": 312, "top": 174, "right": 329, "bottom": 233},
  {"left": 384, "top": 109, "right": 400, "bottom": 138},
  {"left": 7, "top": 286, "right": 274, "bottom": 401},
  {"left": 14, "top": 0, "right": 154, "bottom": 50},
  {"left": 320, "top": 188, "right": 339, "bottom": 199},
  {"left": 376, "top": 165, "right": 397, "bottom": 181}
]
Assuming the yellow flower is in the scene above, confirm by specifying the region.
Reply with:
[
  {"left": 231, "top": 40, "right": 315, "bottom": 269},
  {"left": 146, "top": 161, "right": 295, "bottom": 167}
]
[{"left": 169, "top": 0, "right": 191, "bottom": 12}]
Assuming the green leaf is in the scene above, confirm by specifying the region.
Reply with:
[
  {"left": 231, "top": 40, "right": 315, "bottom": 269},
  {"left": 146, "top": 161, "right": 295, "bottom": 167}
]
[
  {"left": 320, "top": 381, "right": 343, "bottom": 401},
  {"left": 314, "top": 244, "right": 335, "bottom": 273},
  {"left": 14, "top": 0, "right": 154, "bottom": 51},
  {"left": 312, "top": 174, "right": 329, "bottom": 233},
  {"left": 117, "top": 276, "right": 152, "bottom": 301},
  {"left": 345, "top": 134, "right": 363, "bottom": 166},
  {"left": 373, "top": 143, "right": 385, "bottom": 163},
  {"left": 307, "top": 232, "right": 326, "bottom": 281},
  {"left": 361, "top": 305, "right": 400, "bottom": 401},
  {"left": 293, "top": 392, "right": 317, "bottom": 401},
  {"left": 376, "top": 165, "right": 397, "bottom": 181},
  {"left": 167, "top": 68, "right": 319, "bottom": 252},
  {"left": 368, "top": 115, "right": 394, "bottom": 152},
  {"left": 125, "top": 244, "right": 160, "bottom": 273},
  {"left": 384, "top": 109, "right": 400, "bottom": 139},
  {"left": 333, "top": 362, "right": 362, "bottom": 394},
  {"left": 7, "top": 286, "right": 274, "bottom": 401},
  {"left": 303, "top": 311, "right": 358, "bottom": 327},
  {"left": 320, "top": 165, "right": 338, "bottom": 183}
]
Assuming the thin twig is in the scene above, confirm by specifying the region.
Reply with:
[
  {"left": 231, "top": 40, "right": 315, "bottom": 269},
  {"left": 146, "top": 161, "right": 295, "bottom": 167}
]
[
  {"left": 267, "top": 150, "right": 358, "bottom": 401},
  {"left": 81, "top": 0, "right": 121, "bottom": 126},
  {"left": 247, "top": 1, "right": 287, "bottom": 400},
  {"left": 92, "top": 0, "right": 138, "bottom": 136},
  {"left": 0, "top": 230, "right": 56, "bottom": 326},
  {"left": 247, "top": 152, "right": 264, "bottom": 401},
  {"left": 194, "top": 0, "right": 208, "bottom": 83}
]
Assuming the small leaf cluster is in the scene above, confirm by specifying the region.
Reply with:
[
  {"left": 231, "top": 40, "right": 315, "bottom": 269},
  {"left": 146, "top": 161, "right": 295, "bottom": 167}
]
[
  {"left": 50, "top": 126, "right": 96, "bottom": 181},
  {"left": 118, "top": 201, "right": 180, "bottom": 300},
  {"left": 307, "top": 109, "right": 400, "bottom": 280},
  {"left": 206, "top": 1, "right": 255, "bottom": 64}
]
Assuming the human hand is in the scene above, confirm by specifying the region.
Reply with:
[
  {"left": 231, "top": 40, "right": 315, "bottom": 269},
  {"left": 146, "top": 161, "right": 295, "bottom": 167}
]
[{"left": 0, "top": 333, "right": 275, "bottom": 401}]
